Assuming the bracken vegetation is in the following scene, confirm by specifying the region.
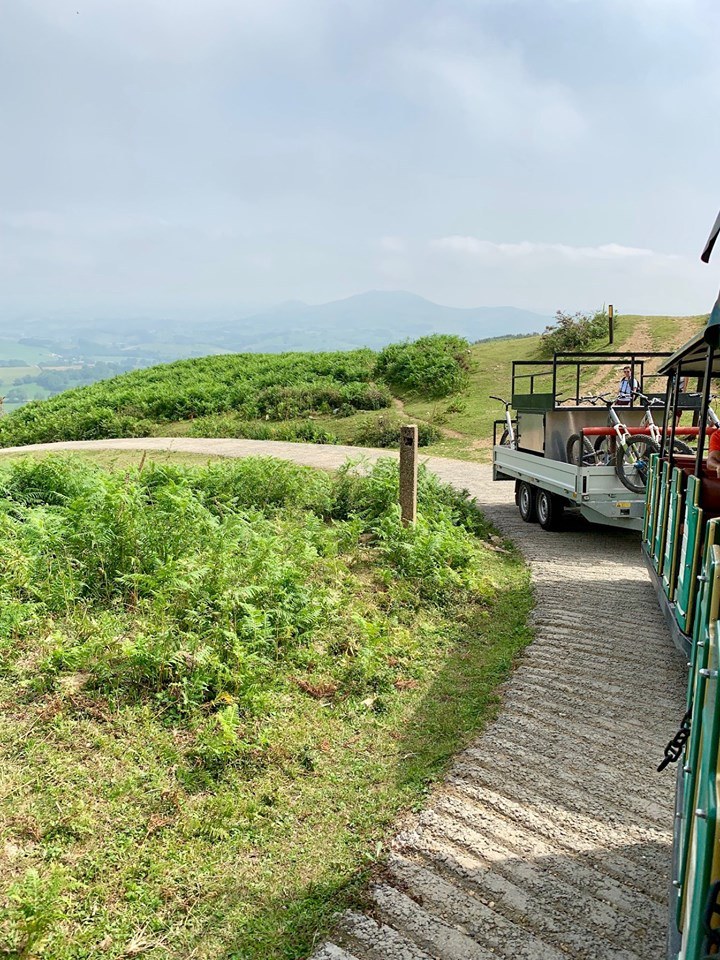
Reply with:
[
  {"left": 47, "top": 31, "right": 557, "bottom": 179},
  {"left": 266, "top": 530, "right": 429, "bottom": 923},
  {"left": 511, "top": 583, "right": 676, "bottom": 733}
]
[
  {"left": 0, "top": 337, "right": 470, "bottom": 450},
  {"left": 0, "top": 453, "right": 531, "bottom": 959},
  {"left": 374, "top": 334, "right": 472, "bottom": 397}
]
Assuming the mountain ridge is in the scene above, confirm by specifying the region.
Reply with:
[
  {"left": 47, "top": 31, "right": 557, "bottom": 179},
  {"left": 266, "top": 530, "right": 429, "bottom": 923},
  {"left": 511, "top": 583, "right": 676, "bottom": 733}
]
[{"left": 218, "top": 290, "right": 551, "bottom": 351}]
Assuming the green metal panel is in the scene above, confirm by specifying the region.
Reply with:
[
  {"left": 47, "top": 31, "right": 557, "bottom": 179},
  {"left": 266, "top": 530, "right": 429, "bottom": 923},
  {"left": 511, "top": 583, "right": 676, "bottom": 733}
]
[
  {"left": 676, "top": 540, "right": 720, "bottom": 940},
  {"left": 643, "top": 453, "right": 661, "bottom": 547},
  {"left": 677, "top": 546, "right": 720, "bottom": 959},
  {"left": 653, "top": 460, "right": 671, "bottom": 573},
  {"left": 663, "top": 468, "right": 686, "bottom": 598},
  {"left": 511, "top": 392, "right": 555, "bottom": 412},
  {"left": 676, "top": 476, "right": 706, "bottom": 635}
]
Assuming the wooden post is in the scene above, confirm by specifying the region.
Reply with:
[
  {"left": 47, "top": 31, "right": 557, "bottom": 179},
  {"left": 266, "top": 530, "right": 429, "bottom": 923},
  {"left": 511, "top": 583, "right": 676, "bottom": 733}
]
[
  {"left": 399, "top": 425, "right": 418, "bottom": 526},
  {"left": 608, "top": 304, "right": 614, "bottom": 345}
]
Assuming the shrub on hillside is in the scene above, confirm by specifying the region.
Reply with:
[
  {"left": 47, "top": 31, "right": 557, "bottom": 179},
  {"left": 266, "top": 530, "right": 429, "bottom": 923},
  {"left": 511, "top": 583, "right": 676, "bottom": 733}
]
[
  {"left": 188, "top": 415, "right": 339, "bottom": 444},
  {"left": 374, "top": 335, "right": 471, "bottom": 398},
  {"left": 252, "top": 381, "right": 390, "bottom": 420},
  {"left": 539, "top": 308, "right": 610, "bottom": 356},
  {"left": 351, "top": 413, "right": 441, "bottom": 448}
]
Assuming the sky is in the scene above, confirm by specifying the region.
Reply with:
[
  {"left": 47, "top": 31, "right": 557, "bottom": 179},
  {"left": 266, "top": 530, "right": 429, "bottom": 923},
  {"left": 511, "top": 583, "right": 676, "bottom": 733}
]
[{"left": 1, "top": 0, "right": 720, "bottom": 319}]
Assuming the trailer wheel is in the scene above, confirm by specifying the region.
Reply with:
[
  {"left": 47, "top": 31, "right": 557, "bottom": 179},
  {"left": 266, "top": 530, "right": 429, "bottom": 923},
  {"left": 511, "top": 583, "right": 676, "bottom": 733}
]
[
  {"left": 536, "top": 489, "right": 564, "bottom": 530},
  {"left": 518, "top": 482, "right": 537, "bottom": 523}
]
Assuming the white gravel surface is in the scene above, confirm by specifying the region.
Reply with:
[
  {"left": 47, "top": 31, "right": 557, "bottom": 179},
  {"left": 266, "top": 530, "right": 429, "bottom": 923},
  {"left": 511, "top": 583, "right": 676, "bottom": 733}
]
[{"left": 0, "top": 438, "right": 688, "bottom": 958}]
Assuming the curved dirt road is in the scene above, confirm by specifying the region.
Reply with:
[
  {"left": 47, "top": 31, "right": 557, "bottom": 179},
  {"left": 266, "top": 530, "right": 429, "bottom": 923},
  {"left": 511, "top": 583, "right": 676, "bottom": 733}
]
[{"left": 0, "top": 438, "right": 688, "bottom": 958}]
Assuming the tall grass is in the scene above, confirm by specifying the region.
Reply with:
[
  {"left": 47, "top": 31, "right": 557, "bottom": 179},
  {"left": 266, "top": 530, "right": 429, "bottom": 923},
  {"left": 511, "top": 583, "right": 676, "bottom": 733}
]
[
  {"left": 0, "top": 453, "right": 529, "bottom": 959},
  {"left": 0, "top": 455, "right": 490, "bottom": 730}
]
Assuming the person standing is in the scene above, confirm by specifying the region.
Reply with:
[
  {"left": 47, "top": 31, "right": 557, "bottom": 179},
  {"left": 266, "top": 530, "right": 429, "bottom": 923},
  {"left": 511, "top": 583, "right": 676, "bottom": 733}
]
[{"left": 617, "top": 364, "right": 639, "bottom": 405}]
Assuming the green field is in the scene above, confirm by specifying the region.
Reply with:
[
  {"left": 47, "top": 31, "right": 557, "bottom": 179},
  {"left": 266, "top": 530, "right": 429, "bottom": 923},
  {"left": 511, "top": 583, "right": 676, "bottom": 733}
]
[
  {"left": 0, "top": 341, "right": 55, "bottom": 365},
  {"left": 0, "top": 452, "right": 532, "bottom": 959}
]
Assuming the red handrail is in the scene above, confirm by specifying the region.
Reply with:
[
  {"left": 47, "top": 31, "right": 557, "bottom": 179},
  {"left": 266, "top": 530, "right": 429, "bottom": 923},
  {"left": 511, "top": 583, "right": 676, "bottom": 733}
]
[{"left": 580, "top": 426, "right": 715, "bottom": 436}]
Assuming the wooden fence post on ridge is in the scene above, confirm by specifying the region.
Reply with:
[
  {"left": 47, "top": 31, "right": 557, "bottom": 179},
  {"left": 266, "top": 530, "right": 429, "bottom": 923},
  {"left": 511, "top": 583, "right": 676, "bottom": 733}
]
[{"left": 399, "top": 424, "right": 418, "bottom": 526}]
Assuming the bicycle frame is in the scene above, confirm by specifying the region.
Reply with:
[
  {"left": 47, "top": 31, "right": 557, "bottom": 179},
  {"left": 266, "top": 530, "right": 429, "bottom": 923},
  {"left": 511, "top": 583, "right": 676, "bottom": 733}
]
[
  {"left": 635, "top": 391, "right": 665, "bottom": 445},
  {"left": 490, "top": 396, "right": 517, "bottom": 448}
]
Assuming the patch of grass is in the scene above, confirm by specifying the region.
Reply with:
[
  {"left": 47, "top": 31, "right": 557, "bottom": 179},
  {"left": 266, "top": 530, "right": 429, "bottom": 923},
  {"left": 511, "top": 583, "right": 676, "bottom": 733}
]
[{"left": 0, "top": 454, "right": 532, "bottom": 959}]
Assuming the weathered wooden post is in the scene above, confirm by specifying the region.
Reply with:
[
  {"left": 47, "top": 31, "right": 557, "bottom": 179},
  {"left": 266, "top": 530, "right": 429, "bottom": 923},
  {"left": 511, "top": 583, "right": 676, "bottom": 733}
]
[
  {"left": 608, "top": 304, "right": 614, "bottom": 345},
  {"left": 399, "top": 425, "right": 418, "bottom": 526}
]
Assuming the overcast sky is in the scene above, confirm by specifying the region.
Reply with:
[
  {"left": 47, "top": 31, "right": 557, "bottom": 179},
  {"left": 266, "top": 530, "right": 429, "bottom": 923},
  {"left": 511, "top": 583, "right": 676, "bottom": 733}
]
[{"left": 2, "top": 0, "right": 720, "bottom": 319}]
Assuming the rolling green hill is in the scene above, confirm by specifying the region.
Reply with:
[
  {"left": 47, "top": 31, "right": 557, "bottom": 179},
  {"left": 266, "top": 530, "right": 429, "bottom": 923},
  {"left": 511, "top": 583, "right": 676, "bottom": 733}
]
[{"left": 0, "top": 314, "right": 707, "bottom": 461}]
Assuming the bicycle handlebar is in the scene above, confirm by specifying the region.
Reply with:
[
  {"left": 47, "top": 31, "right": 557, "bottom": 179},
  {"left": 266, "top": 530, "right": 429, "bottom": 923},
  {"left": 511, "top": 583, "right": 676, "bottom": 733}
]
[
  {"left": 631, "top": 390, "right": 664, "bottom": 407},
  {"left": 489, "top": 395, "right": 510, "bottom": 407}
]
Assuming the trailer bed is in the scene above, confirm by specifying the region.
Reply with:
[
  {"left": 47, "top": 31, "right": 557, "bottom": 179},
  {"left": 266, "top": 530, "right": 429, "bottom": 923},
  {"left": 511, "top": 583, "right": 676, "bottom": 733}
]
[{"left": 493, "top": 445, "right": 645, "bottom": 530}]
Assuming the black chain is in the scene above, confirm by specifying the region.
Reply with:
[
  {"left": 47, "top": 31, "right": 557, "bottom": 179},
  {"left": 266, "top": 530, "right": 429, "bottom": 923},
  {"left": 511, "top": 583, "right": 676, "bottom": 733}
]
[
  {"left": 702, "top": 880, "right": 720, "bottom": 957},
  {"left": 657, "top": 709, "right": 692, "bottom": 772}
]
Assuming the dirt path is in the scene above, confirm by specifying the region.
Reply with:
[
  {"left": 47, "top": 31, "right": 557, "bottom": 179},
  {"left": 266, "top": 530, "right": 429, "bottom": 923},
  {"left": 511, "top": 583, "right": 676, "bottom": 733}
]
[
  {"left": 391, "top": 396, "right": 487, "bottom": 450},
  {"left": 0, "top": 438, "right": 687, "bottom": 959},
  {"left": 585, "top": 322, "right": 655, "bottom": 395}
]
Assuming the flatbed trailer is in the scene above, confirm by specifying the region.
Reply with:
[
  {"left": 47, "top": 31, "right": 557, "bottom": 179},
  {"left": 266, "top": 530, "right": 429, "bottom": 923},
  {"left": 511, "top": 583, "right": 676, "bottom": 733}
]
[
  {"left": 491, "top": 349, "right": 675, "bottom": 531},
  {"left": 493, "top": 444, "right": 645, "bottom": 529}
]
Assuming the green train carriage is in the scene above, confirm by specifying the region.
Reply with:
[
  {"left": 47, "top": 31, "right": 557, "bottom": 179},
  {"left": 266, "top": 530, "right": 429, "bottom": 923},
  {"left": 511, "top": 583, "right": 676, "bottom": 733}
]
[{"left": 645, "top": 210, "right": 720, "bottom": 959}]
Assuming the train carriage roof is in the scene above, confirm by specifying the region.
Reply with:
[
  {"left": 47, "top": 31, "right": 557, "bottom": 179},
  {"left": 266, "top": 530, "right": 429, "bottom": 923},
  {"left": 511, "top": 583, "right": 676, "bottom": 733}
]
[{"left": 657, "top": 325, "right": 720, "bottom": 377}]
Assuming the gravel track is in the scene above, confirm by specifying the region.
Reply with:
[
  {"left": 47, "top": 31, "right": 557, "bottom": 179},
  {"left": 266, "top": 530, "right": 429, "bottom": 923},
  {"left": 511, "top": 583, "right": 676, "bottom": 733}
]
[{"left": 0, "top": 438, "right": 688, "bottom": 957}]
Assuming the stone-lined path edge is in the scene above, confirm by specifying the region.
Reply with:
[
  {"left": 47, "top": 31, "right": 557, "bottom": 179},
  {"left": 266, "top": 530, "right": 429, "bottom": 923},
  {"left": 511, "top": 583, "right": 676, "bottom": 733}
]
[{"left": 0, "top": 438, "right": 687, "bottom": 959}]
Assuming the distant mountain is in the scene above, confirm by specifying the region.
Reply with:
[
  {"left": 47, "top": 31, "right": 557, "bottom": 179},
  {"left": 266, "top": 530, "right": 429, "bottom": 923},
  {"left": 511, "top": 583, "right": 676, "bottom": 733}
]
[
  {"left": 215, "top": 291, "right": 550, "bottom": 352},
  {"left": 0, "top": 292, "right": 551, "bottom": 365}
]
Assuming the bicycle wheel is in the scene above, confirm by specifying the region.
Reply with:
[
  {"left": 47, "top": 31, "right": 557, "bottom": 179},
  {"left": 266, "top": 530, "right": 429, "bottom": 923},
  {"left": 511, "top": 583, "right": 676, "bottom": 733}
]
[
  {"left": 566, "top": 433, "right": 597, "bottom": 466},
  {"left": 615, "top": 436, "right": 659, "bottom": 493},
  {"left": 500, "top": 429, "right": 511, "bottom": 446},
  {"left": 593, "top": 434, "right": 614, "bottom": 465},
  {"left": 672, "top": 438, "right": 693, "bottom": 455}
]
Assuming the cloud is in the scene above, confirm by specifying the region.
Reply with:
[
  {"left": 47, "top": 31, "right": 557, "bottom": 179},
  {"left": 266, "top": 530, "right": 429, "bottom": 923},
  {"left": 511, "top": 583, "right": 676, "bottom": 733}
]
[
  {"left": 433, "top": 236, "right": 667, "bottom": 261},
  {"left": 22, "top": 0, "right": 335, "bottom": 65},
  {"left": 394, "top": 27, "right": 586, "bottom": 151},
  {"left": 379, "top": 236, "right": 406, "bottom": 254}
]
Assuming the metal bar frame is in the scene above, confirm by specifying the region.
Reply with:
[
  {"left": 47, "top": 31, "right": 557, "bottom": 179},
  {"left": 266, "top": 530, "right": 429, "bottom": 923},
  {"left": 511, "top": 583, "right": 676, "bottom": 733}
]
[
  {"left": 695, "top": 345, "right": 715, "bottom": 481},
  {"left": 669, "top": 369, "right": 681, "bottom": 472}
]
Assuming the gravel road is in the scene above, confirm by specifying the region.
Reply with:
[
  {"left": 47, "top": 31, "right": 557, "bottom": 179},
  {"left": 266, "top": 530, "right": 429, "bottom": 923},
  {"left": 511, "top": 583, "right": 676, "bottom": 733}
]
[{"left": 0, "top": 438, "right": 688, "bottom": 958}]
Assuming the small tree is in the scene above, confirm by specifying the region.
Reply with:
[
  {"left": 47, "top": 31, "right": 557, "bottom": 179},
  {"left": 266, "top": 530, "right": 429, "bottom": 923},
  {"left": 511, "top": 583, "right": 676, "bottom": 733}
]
[{"left": 540, "top": 308, "right": 610, "bottom": 357}]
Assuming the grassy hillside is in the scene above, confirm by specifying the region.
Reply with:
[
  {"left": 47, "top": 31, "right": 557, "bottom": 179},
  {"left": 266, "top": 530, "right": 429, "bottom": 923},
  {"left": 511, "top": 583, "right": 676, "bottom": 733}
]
[
  {"left": 0, "top": 452, "right": 531, "bottom": 959},
  {"left": 0, "top": 315, "right": 707, "bottom": 462},
  {"left": 402, "top": 312, "right": 708, "bottom": 461}
]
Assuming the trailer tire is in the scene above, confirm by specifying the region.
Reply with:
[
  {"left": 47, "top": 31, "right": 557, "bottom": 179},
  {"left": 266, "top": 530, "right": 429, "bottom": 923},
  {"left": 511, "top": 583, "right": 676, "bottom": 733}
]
[
  {"left": 536, "top": 489, "right": 564, "bottom": 530},
  {"left": 518, "top": 482, "right": 537, "bottom": 523}
]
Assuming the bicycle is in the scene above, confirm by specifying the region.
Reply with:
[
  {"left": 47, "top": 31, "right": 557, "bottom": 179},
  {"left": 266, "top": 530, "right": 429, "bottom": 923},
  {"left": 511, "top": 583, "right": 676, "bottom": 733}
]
[
  {"left": 490, "top": 396, "right": 517, "bottom": 449},
  {"left": 566, "top": 393, "right": 658, "bottom": 493},
  {"left": 593, "top": 389, "right": 693, "bottom": 459}
]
